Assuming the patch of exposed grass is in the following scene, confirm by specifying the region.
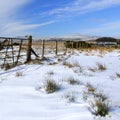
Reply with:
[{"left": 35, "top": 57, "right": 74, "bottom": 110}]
[
  {"left": 86, "top": 83, "right": 96, "bottom": 93},
  {"left": 15, "top": 71, "right": 22, "bottom": 77},
  {"left": 83, "top": 82, "right": 109, "bottom": 117},
  {"left": 42, "top": 77, "right": 60, "bottom": 94},
  {"left": 88, "top": 67, "right": 97, "bottom": 72},
  {"left": 63, "top": 61, "right": 72, "bottom": 68},
  {"left": 116, "top": 73, "right": 120, "bottom": 78},
  {"left": 89, "top": 98, "right": 109, "bottom": 117},
  {"left": 63, "top": 92, "right": 76, "bottom": 103},
  {"left": 96, "top": 62, "right": 106, "bottom": 71},
  {"left": 67, "top": 76, "right": 80, "bottom": 85}
]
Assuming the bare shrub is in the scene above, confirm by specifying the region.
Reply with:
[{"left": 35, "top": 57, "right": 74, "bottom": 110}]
[
  {"left": 82, "top": 91, "right": 90, "bottom": 101},
  {"left": 96, "top": 62, "right": 106, "bottom": 71},
  {"left": 116, "top": 73, "right": 120, "bottom": 78},
  {"left": 49, "top": 62, "right": 58, "bottom": 65},
  {"left": 42, "top": 78, "right": 60, "bottom": 94},
  {"left": 93, "top": 92, "right": 107, "bottom": 102},
  {"left": 109, "top": 73, "right": 120, "bottom": 80},
  {"left": 63, "top": 61, "right": 72, "bottom": 68},
  {"left": 88, "top": 67, "right": 97, "bottom": 72},
  {"left": 86, "top": 83, "right": 96, "bottom": 93},
  {"left": 67, "top": 76, "right": 80, "bottom": 85},
  {"left": 89, "top": 98, "right": 109, "bottom": 117},
  {"left": 63, "top": 92, "right": 76, "bottom": 103},
  {"left": 15, "top": 71, "right": 22, "bottom": 77},
  {"left": 83, "top": 84, "right": 109, "bottom": 117}
]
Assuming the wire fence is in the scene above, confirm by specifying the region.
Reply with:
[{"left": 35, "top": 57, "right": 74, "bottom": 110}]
[
  {"left": 0, "top": 36, "right": 68, "bottom": 69},
  {"left": 0, "top": 37, "right": 28, "bottom": 68}
]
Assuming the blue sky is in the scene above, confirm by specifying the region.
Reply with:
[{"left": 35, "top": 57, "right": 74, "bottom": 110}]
[{"left": 0, "top": 0, "right": 120, "bottom": 38}]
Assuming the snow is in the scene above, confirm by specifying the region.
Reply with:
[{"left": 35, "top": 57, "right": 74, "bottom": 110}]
[{"left": 0, "top": 49, "right": 120, "bottom": 120}]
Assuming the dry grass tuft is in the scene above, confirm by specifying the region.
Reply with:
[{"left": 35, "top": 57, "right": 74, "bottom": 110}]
[
  {"left": 86, "top": 83, "right": 96, "bottom": 93},
  {"left": 116, "top": 73, "right": 120, "bottom": 78},
  {"left": 63, "top": 92, "right": 76, "bottom": 103},
  {"left": 15, "top": 71, "right": 22, "bottom": 77},
  {"left": 63, "top": 61, "right": 72, "bottom": 68},
  {"left": 83, "top": 82, "right": 109, "bottom": 117},
  {"left": 67, "top": 77, "right": 80, "bottom": 85},
  {"left": 89, "top": 98, "right": 109, "bottom": 117},
  {"left": 96, "top": 62, "right": 106, "bottom": 71},
  {"left": 42, "top": 78, "right": 60, "bottom": 94},
  {"left": 88, "top": 67, "right": 97, "bottom": 72}
]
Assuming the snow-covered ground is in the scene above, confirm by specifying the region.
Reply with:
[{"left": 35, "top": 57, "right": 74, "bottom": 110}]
[{"left": 0, "top": 49, "right": 120, "bottom": 120}]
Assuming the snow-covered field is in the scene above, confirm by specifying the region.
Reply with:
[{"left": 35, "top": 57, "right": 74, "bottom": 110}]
[{"left": 0, "top": 48, "right": 120, "bottom": 120}]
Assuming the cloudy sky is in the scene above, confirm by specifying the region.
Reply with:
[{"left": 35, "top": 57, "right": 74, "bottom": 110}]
[{"left": 0, "top": 0, "right": 120, "bottom": 37}]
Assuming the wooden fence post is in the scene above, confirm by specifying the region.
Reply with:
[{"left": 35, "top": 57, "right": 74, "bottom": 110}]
[
  {"left": 42, "top": 40, "right": 45, "bottom": 58},
  {"left": 65, "top": 44, "right": 67, "bottom": 55},
  {"left": 55, "top": 40, "right": 58, "bottom": 55},
  {"left": 71, "top": 41, "right": 74, "bottom": 54},
  {"left": 26, "top": 36, "right": 32, "bottom": 62}
]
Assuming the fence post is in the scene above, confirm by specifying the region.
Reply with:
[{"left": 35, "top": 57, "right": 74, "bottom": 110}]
[
  {"left": 55, "top": 40, "right": 58, "bottom": 55},
  {"left": 42, "top": 40, "right": 45, "bottom": 58},
  {"left": 71, "top": 41, "right": 74, "bottom": 54},
  {"left": 26, "top": 36, "right": 32, "bottom": 62}
]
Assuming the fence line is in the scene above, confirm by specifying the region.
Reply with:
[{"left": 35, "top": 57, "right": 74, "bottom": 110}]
[
  {"left": 0, "top": 36, "right": 32, "bottom": 69},
  {"left": 0, "top": 36, "right": 68, "bottom": 69}
]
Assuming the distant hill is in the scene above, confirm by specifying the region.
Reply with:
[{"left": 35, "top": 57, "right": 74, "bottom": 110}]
[
  {"left": 34, "top": 34, "right": 120, "bottom": 42},
  {"left": 35, "top": 34, "right": 99, "bottom": 41},
  {"left": 96, "top": 37, "right": 117, "bottom": 42}
]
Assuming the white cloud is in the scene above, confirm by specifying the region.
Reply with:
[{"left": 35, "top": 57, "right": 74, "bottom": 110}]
[
  {"left": 0, "top": 0, "right": 120, "bottom": 37},
  {"left": 43, "top": 0, "right": 120, "bottom": 16},
  {"left": 1, "top": 21, "right": 56, "bottom": 36},
  {"left": 0, "top": 0, "right": 57, "bottom": 37},
  {"left": 81, "top": 21, "right": 120, "bottom": 36},
  {"left": 0, "top": 0, "right": 30, "bottom": 18},
  {"left": 0, "top": 0, "right": 32, "bottom": 36}
]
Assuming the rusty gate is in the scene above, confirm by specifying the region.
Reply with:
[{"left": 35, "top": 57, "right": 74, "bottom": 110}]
[{"left": 0, "top": 36, "right": 33, "bottom": 69}]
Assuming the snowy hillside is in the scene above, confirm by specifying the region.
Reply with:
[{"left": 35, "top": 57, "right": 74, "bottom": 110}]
[
  {"left": 0, "top": 48, "right": 120, "bottom": 120},
  {"left": 38, "top": 34, "right": 99, "bottom": 41}
]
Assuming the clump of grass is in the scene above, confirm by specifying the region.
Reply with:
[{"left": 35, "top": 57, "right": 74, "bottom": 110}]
[
  {"left": 109, "top": 72, "right": 120, "bottom": 80},
  {"left": 83, "top": 83, "right": 109, "bottom": 117},
  {"left": 86, "top": 83, "right": 96, "bottom": 93},
  {"left": 63, "top": 92, "right": 76, "bottom": 103},
  {"left": 63, "top": 61, "right": 72, "bottom": 68},
  {"left": 15, "top": 71, "right": 22, "bottom": 77},
  {"left": 89, "top": 98, "right": 109, "bottom": 117},
  {"left": 97, "top": 54, "right": 103, "bottom": 58},
  {"left": 116, "top": 73, "right": 120, "bottom": 78},
  {"left": 96, "top": 62, "right": 106, "bottom": 71},
  {"left": 67, "top": 76, "right": 80, "bottom": 85},
  {"left": 42, "top": 78, "right": 60, "bottom": 94},
  {"left": 49, "top": 62, "right": 58, "bottom": 65},
  {"left": 93, "top": 92, "right": 107, "bottom": 102},
  {"left": 88, "top": 67, "right": 97, "bottom": 72}
]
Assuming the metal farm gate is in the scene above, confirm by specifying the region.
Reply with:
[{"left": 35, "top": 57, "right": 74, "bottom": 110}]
[{"left": 0, "top": 36, "right": 33, "bottom": 69}]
